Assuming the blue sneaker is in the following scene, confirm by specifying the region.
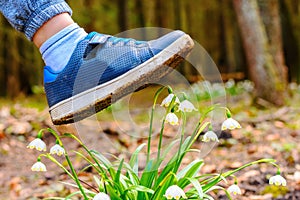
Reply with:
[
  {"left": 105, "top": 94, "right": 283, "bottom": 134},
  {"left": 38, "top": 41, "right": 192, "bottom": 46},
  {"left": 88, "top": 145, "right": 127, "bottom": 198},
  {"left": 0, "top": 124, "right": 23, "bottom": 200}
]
[{"left": 44, "top": 30, "right": 194, "bottom": 125}]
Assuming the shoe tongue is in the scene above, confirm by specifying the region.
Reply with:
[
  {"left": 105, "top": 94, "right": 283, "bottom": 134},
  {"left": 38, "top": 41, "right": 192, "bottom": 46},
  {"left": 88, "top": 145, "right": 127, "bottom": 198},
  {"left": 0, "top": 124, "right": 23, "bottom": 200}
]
[{"left": 44, "top": 66, "right": 59, "bottom": 83}]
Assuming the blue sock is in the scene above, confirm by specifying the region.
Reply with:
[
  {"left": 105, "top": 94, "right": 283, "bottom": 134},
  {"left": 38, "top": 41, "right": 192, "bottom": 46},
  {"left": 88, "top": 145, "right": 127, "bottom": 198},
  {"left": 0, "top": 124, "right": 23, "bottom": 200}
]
[{"left": 39, "top": 23, "right": 87, "bottom": 73}]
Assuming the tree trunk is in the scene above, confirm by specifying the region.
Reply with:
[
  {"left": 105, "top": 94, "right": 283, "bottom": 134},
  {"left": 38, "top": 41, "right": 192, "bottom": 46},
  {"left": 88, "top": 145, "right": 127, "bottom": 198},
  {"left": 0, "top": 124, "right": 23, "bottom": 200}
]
[
  {"left": 258, "top": 0, "right": 288, "bottom": 84},
  {"left": 0, "top": 16, "right": 5, "bottom": 95},
  {"left": 135, "top": 0, "right": 145, "bottom": 27},
  {"left": 6, "top": 31, "right": 21, "bottom": 98},
  {"left": 173, "top": 0, "right": 181, "bottom": 29},
  {"left": 155, "top": 0, "right": 168, "bottom": 36},
  {"left": 117, "top": 0, "right": 128, "bottom": 33},
  {"left": 233, "top": 0, "right": 287, "bottom": 106},
  {"left": 281, "top": 0, "right": 300, "bottom": 83}
]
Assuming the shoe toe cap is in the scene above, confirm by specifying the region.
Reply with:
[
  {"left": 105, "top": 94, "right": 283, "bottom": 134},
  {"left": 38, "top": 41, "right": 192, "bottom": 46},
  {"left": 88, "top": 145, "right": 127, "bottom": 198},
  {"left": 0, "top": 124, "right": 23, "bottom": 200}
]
[{"left": 148, "top": 30, "right": 185, "bottom": 55}]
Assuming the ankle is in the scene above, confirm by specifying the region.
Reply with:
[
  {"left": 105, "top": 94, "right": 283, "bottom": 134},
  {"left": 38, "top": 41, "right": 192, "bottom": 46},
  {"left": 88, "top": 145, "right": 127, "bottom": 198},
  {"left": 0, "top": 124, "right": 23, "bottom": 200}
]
[
  {"left": 40, "top": 23, "right": 87, "bottom": 73},
  {"left": 33, "top": 13, "right": 74, "bottom": 48}
]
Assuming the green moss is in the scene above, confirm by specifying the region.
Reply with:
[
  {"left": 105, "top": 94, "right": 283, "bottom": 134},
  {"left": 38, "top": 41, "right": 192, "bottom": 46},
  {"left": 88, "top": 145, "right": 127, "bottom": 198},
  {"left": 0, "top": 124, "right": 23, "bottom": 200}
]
[{"left": 261, "top": 185, "right": 289, "bottom": 198}]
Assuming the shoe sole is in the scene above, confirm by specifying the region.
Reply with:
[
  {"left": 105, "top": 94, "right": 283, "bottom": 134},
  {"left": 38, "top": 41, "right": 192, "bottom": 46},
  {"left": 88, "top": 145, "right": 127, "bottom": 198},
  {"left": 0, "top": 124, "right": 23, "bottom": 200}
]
[{"left": 50, "top": 34, "right": 194, "bottom": 125}]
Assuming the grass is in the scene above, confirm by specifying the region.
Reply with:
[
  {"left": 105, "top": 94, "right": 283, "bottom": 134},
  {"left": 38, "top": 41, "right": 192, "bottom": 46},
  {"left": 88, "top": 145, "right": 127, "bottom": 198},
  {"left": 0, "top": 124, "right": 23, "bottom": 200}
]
[{"left": 0, "top": 93, "right": 47, "bottom": 111}]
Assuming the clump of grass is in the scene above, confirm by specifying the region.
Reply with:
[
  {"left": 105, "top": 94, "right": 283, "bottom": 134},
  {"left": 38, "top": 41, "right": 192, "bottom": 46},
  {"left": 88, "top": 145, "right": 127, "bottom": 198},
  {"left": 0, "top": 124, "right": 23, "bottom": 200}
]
[{"left": 28, "top": 86, "right": 286, "bottom": 200}]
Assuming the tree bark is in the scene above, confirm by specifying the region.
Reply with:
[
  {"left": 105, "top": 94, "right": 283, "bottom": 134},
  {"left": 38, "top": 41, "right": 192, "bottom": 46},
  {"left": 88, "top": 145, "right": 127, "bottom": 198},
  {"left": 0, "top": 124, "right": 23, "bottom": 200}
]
[
  {"left": 233, "top": 0, "right": 287, "bottom": 106},
  {"left": 6, "top": 31, "right": 21, "bottom": 98},
  {"left": 281, "top": 0, "right": 300, "bottom": 82},
  {"left": 0, "top": 16, "right": 5, "bottom": 95},
  {"left": 135, "top": 0, "right": 145, "bottom": 27},
  {"left": 117, "top": 0, "right": 128, "bottom": 33},
  {"left": 154, "top": 0, "right": 169, "bottom": 37},
  {"left": 173, "top": 0, "right": 181, "bottom": 29},
  {"left": 258, "top": 0, "right": 288, "bottom": 84}
]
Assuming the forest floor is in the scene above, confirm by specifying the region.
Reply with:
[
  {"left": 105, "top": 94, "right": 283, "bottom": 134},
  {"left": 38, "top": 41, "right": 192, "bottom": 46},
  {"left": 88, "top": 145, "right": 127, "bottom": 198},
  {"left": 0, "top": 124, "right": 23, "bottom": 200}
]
[{"left": 0, "top": 85, "right": 300, "bottom": 200}]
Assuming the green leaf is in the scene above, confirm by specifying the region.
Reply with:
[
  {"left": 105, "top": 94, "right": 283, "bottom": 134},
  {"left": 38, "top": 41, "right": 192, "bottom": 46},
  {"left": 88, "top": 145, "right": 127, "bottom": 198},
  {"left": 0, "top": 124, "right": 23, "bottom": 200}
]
[
  {"left": 65, "top": 191, "right": 82, "bottom": 199},
  {"left": 177, "top": 159, "right": 204, "bottom": 188},
  {"left": 127, "top": 170, "right": 139, "bottom": 186},
  {"left": 138, "top": 162, "right": 157, "bottom": 200},
  {"left": 154, "top": 138, "right": 183, "bottom": 187},
  {"left": 154, "top": 161, "right": 176, "bottom": 188},
  {"left": 114, "top": 159, "right": 124, "bottom": 184},
  {"left": 125, "top": 185, "right": 154, "bottom": 194},
  {"left": 206, "top": 185, "right": 233, "bottom": 200},
  {"left": 129, "top": 143, "right": 146, "bottom": 175},
  {"left": 59, "top": 184, "right": 95, "bottom": 199},
  {"left": 186, "top": 177, "right": 203, "bottom": 199},
  {"left": 93, "top": 175, "right": 101, "bottom": 189},
  {"left": 91, "top": 150, "right": 113, "bottom": 169},
  {"left": 177, "top": 159, "right": 204, "bottom": 180},
  {"left": 140, "top": 168, "right": 157, "bottom": 187},
  {"left": 202, "top": 174, "right": 224, "bottom": 192},
  {"left": 123, "top": 163, "right": 140, "bottom": 185},
  {"left": 106, "top": 184, "right": 123, "bottom": 200},
  {"left": 150, "top": 172, "right": 176, "bottom": 200},
  {"left": 74, "top": 150, "right": 106, "bottom": 174}
]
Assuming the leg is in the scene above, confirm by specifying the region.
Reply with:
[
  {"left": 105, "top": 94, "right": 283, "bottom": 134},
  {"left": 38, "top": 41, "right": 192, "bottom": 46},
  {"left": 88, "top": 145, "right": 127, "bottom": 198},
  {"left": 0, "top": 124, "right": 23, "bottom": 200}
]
[
  {"left": 0, "top": 0, "right": 72, "bottom": 40},
  {"left": 33, "top": 13, "right": 74, "bottom": 48}
]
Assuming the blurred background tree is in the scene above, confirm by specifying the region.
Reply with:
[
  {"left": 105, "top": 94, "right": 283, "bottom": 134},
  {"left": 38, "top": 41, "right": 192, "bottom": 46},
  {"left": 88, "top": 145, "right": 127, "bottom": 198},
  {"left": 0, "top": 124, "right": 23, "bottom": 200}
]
[
  {"left": 233, "top": 0, "right": 287, "bottom": 105},
  {"left": 0, "top": 0, "right": 299, "bottom": 105}
]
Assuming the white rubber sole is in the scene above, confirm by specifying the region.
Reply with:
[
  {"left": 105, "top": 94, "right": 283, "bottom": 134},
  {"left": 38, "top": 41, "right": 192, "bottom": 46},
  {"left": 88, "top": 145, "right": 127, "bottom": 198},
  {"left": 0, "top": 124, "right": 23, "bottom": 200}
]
[{"left": 50, "top": 34, "right": 194, "bottom": 125}]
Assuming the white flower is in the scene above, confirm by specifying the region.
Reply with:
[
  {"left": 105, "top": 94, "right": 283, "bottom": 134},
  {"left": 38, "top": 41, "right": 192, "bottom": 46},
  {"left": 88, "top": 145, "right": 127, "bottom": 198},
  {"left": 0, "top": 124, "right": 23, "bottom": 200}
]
[
  {"left": 239, "top": 80, "right": 254, "bottom": 92},
  {"left": 225, "top": 79, "right": 235, "bottom": 88},
  {"left": 50, "top": 144, "right": 65, "bottom": 156},
  {"left": 27, "top": 138, "right": 46, "bottom": 151},
  {"left": 202, "top": 131, "right": 219, "bottom": 142},
  {"left": 93, "top": 192, "right": 111, "bottom": 200},
  {"left": 164, "top": 185, "right": 187, "bottom": 199},
  {"left": 269, "top": 174, "right": 287, "bottom": 186},
  {"left": 31, "top": 161, "right": 47, "bottom": 172},
  {"left": 161, "top": 94, "right": 180, "bottom": 107},
  {"left": 227, "top": 184, "right": 242, "bottom": 195},
  {"left": 178, "top": 100, "right": 198, "bottom": 112},
  {"left": 221, "top": 118, "right": 241, "bottom": 130},
  {"left": 165, "top": 113, "right": 179, "bottom": 125}
]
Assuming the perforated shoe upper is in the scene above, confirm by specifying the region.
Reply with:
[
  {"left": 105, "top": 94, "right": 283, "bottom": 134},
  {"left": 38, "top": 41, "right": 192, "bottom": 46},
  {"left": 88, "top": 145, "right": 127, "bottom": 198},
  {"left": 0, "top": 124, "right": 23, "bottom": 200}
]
[{"left": 44, "top": 31, "right": 185, "bottom": 108}]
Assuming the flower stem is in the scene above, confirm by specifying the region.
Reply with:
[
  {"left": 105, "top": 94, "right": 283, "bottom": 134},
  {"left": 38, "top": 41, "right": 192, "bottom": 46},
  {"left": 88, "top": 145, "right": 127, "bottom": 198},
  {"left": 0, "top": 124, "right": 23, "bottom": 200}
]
[
  {"left": 157, "top": 93, "right": 176, "bottom": 162},
  {"left": 147, "top": 86, "right": 166, "bottom": 163},
  {"left": 37, "top": 128, "right": 47, "bottom": 139},
  {"left": 60, "top": 131, "right": 110, "bottom": 193},
  {"left": 202, "top": 158, "right": 276, "bottom": 192},
  {"left": 65, "top": 153, "right": 88, "bottom": 199},
  {"left": 174, "top": 111, "right": 186, "bottom": 173},
  {"left": 157, "top": 118, "right": 166, "bottom": 162},
  {"left": 47, "top": 128, "right": 88, "bottom": 199},
  {"left": 42, "top": 154, "right": 74, "bottom": 179}
]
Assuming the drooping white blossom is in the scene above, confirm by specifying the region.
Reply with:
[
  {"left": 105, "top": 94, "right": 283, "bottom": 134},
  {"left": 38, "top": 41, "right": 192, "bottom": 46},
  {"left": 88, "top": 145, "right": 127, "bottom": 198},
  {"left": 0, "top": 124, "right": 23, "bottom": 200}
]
[
  {"left": 165, "top": 113, "right": 179, "bottom": 126},
  {"left": 221, "top": 118, "right": 241, "bottom": 130},
  {"left": 93, "top": 192, "right": 111, "bottom": 200},
  {"left": 161, "top": 94, "right": 180, "bottom": 107},
  {"left": 31, "top": 161, "right": 47, "bottom": 172},
  {"left": 202, "top": 130, "right": 219, "bottom": 142},
  {"left": 27, "top": 138, "right": 47, "bottom": 151},
  {"left": 269, "top": 174, "right": 287, "bottom": 186},
  {"left": 164, "top": 185, "right": 187, "bottom": 200},
  {"left": 227, "top": 184, "right": 242, "bottom": 195},
  {"left": 178, "top": 100, "right": 198, "bottom": 112},
  {"left": 50, "top": 144, "right": 65, "bottom": 156}
]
